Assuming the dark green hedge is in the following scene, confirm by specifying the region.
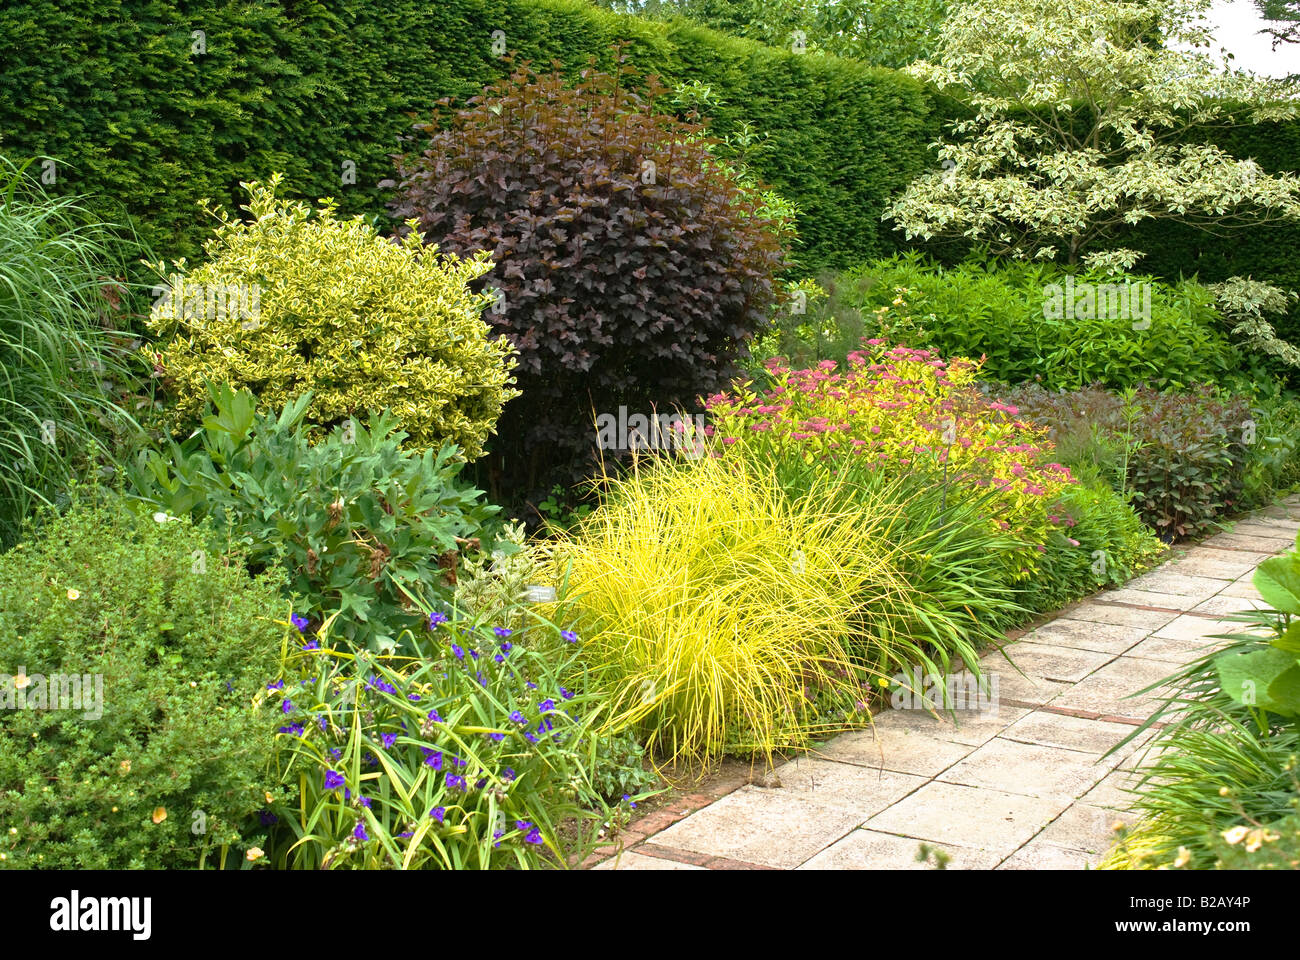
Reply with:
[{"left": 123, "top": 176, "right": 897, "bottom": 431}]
[
  {"left": 0, "top": 0, "right": 936, "bottom": 271},
  {"left": 3, "top": 0, "right": 1297, "bottom": 330}
]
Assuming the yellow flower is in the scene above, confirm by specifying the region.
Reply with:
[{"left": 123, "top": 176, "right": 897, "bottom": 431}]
[
  {"left": 1244, "top": 829, "right": 1270, "bottom": 853},
  {"left": 14, "top": 673, "right": 30, "bottom": 690},
  {"left": 1173, "top": 847, "right": 1191, "bottom": 868},
  {"left": 1221, "top": 825, "right": 1249, "bottom": 845},
  {"left": 66, "top": 588, "right": 80, "bottom": 600},
  {"left": 1218, "top": 786, "right": 1231, "bottom": 797},
  {"left": 246, "top": 847, "right": 265, "bottom": 862},
  {"left": 264, "top": 791, "right": 275, "bottom": 804},
  {"left": 876, "top": 677, "right": 890, "bottom": 688},
  {"left": 7, "top": 827, "right": 16, "bottom": 836},
  {"left": 151, "top": 807, "right": 167, "bottom": 825},
  {"left": 119, "top": 760, "right": 131, "bottom": 774}
]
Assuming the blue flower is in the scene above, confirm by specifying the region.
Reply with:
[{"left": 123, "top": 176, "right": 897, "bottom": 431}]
[
  {"left": 487, "top": 732, "right": 504, "bottom": 742},
  {"left": 623, "top": 794, "right": 638, "bottom": 809},
  {"left": 493, "top": 654, "right": 504, "bottom": 664},
  {"left": 428, "top": 611, "right": 449, "bottom": 628},
  {"left": 429, "top": 806, "right": 446, "bottom": 823},
  {"left": 329, "top": 747, "right": 342, "bottom": 760},
  {"left": 291, "top": 613, "right": 309, "bottom": 632},
  {"left": 493, "top": 830, "right": 503, "bottom": 848},
  {"left": 366, "top": 675, "right": 397, "bottom": 695},
  {"left": 470, "top": 650, "right": 479, "bottom": 660},
  {"left": 267, "top": 680, "right": 284, "bottom": 691},
  {"left": 539, "top": 699, "right": 555, "bottom": 713},
  {"left": 353, "top": 822, "right": 369, "bottom": 842},
  {"left": 451, "top": 644, "right": 464, "bottom": 660},
  {"left": 503, "top": 768, "right": 517, "bottom": 782},
  {"left": 509, "top": 711, "right": 526, "bottom": 724},
  {"left": 525, "top": 732, "right": 538, "bottom": 744},
  {"left": 526, "top": 681, "right": 538, "bottom": 690},
  {"left": 358, "top": 796, "right": 372, "bottom": 809},
  {"left": 560, "top": 630, "right": 579, "bottom": 643},
  {"left": 499, "top": 641, "right": 513, "bottom": 654},
  {"left": 281, "top": 699, "right": 293, "bottom": 714},
  {"left": 324, "top": 770, "right": 345, "bottom": 791},
  {"left": 525, "top": 828, "right": 543, "bottom": 845},
  {"left": 259, "top": 810, "right": 278, "bottom": 826},
  {"left": 516, "top": 820, "right": 533, "bottom": 830},
  {"left": 494, "top": 627, "right": 513, "bottom": 639},
  {"left": 381, "top": 732, "right": 397, "bottom": 749},
  {"left": 302, "top": 639, "right": 319, "bottom": 651},
  {"left": 427, "top": 709, "right": 443, "bottom": 723},
  {"left": 407, "top": 693, "right": 421, "bottom": 701},
  {"left": 560, "top": 686, "right": 574, "bottom": 700},
  {"left": 317, "top": 715, "right": 329, "bottom": 732},
  {"left": 446, "top": 774, "right": 467, "bottom": 791},
  {"left": 421, "top": 748, "right": 443, "bottom": 770}
]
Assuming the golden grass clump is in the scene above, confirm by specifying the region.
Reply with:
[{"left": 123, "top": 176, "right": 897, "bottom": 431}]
[{"left": 552, "top": 453, "right": 917, "bottom": 771}]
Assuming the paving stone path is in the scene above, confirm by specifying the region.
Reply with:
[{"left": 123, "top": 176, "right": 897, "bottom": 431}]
[{"left": 589, "top": 496, "right": 1300, "bottom": 871}]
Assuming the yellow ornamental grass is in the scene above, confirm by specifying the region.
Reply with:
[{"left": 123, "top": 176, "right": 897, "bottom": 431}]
[
  {"left": 553, "top": 453, "right": 919, "bottom": 772},
  {"left": 145, "top": 174, "right": 519, "bottom": 458}
]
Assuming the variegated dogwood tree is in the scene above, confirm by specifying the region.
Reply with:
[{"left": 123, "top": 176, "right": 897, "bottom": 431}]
[{"left": 883, "top": 0, "right": 1300, "bottom": 272}]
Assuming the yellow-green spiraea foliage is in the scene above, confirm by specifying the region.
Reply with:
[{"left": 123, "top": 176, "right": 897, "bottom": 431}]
[{"left": 145, "top": 175, "right": 519, "bottom": 458}]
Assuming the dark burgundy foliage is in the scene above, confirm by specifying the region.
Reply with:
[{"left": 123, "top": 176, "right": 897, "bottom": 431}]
[{"left": 384, "top": 54, "right": 789, "bottom": 503}]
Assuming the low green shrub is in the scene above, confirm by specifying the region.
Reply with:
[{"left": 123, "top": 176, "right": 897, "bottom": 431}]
[
  {"left": 1238, "top": 381, "right": 1300, "bottom": 508},
  {"left": 1024, "top": 474, "right": 1166, "bottom": 613},
  {"left": 1004, "top": 384, "right": 1253, "bottom": 540},
  {"left": 127, "top": 385, "right": 503, "bottom": 655},
  {"left": 753, "top": 254, "right": 1242, "bottom": 391},
  {"left": 1206, "top": 809, "right": 1300, "bottom": 869},
  {"left": 0, "top": 491, "right": 285, "bottom": 869},
  {"left": 260, "top": 608, "right": 609, "bottom": 869}
]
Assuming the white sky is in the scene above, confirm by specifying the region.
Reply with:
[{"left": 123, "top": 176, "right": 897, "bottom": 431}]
[{"left": 1184, "top": 0, "right": 1300, "bottom": 76}]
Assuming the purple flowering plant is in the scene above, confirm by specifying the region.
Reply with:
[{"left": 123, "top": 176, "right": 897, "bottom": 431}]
[{"left": 260, "top": 606, "right": 611, "bottom": 869}]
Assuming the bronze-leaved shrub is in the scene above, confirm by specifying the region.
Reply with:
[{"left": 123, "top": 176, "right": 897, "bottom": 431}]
[
  {"left": 385, "top": 56, "right": 790, "bottom": 500},
  {"left": 145, "top": 175, "right": 519, "bottom": 458}
]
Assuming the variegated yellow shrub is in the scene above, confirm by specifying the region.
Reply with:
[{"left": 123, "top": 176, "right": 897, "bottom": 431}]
[{"left": 145, "top": 175, "right": 519, "bottom": 458}]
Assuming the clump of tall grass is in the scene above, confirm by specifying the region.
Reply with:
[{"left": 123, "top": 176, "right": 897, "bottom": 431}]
[
  {"left": 552, "top": 452, "right": 1003, "bottom": 772},
  {"left": 0, "top": 156, "right": 142, "bottom": 545}
]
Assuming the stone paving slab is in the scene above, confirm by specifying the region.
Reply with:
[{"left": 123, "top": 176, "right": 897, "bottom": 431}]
[
  {"left": 938, "top": 737, "right": 1119, "bottom": 801},
  {"left": 591, "top": 497, "right": 1298, "bottom": 871},
  {"left": 812, "top": 725, "right": 975, "bottom": 777},
  {"left": 865, "top": 781, "right": 1071, "bottom": 858},
  {"left": 1047, "top": 655, "right": 1176, "bottom": 720},
  {"left": 1151, "top": 613, "right": 1243, "bottom": 642},
  {"left": 1058, "top": 601, "right": 1179, "bottom": 629},
  {"left": 1017, "top": 619, "right": 1149, "bottom": 655},
  {"left": 981, "top": 641, "right": 1113, "bottom": 685},
  {"left": 768, "top": 758, "right": 927, "bottom": 817},
  {"left": 798, "top": 828, "right": 1002, "bottom": 870},
  {"left": 592, "top": 851, "right": 707, "bottom": 870},
  {"left": 999, "top": 711, "right": 1140, "bottom": 755},
  {"left": 642, "top": 787, "right": 865, "bottom": 869}
]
